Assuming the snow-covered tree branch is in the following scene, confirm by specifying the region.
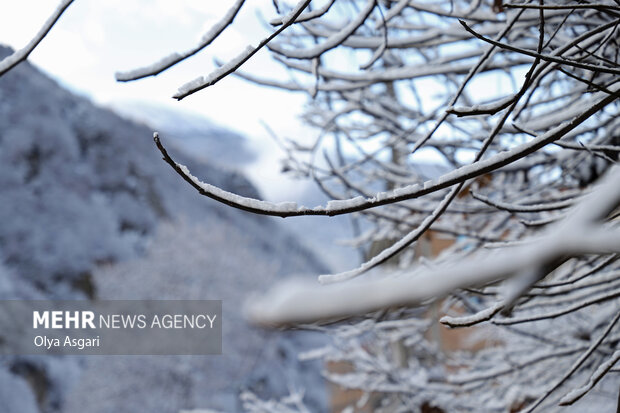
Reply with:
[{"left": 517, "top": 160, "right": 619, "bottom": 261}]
[
  {"left": 0, "top": 0, "right": 74, "bottom": 77},
  {"left": 145, "top": 1, "right": 620, "bottom": 410}
]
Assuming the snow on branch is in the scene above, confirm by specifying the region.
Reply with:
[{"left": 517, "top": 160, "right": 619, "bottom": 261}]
[
  {"left": 440, "top": 301, "right": 504, "bottom": 327},
  {"left": 115, "top": 0, "right": 245, "bottom": 81},
  {"left": 244, "top": 167, "right": 620, "bottom": 326},
  {"left": 558, "top": 350, "right": 620, "bottom": 406},
  {"left": 0, "top": 0, "right": 75, "bottom": 77},
  {"left": 154, "top": 85, "right": 618, "bottom": 217},
  {"left": 172, "top": 0, "right": 312, "bottom": 100},
  {"left": 504, "top": 2, "right": 620, "bottom": 12},
  {"left": 470, "top": 191, "right": 577, "bottom": 213},
  {"left": 521, "top": 310, "right": 620, "bottom": 411},
  {"left": 317, "top": 185, "right": 463, "bottom": 284},
  {"left": 267, "top": 0, "right": 376, "bottom": 60},
  {"left": 269, "top": 0, "right": 335, "bottom": 26},
  {"left": 459, "top": 19, "right": 620, "bottom": 75}
]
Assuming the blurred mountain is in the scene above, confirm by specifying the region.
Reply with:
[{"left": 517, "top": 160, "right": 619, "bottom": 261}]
[
  {"left": 109, "top": 98, "right": 362, "bottom": 271},
  {"left": 0, "top": 45, "right": 327, "bottom": 413}
]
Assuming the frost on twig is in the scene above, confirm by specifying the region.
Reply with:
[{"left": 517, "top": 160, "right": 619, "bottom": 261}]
[
  {"left": 115, "top": 0, "right": 245, "bottom": 81},
  {"left": 440, "top": 301, "right": 504, "bottom": 327},
  {"left": 558, "top": 350, "right": 620, "bottom": 406},
  {"left": 172, "top": 0, "right": 312, "bottom": 100},
  {"left": 241, "top": 388, "right": 311, "bottom": 413},
  {"left": 0, "top": 0, "right": 75, "bottom": 77},
  {"left": 267, "top": 0, "right": 376, "bottom": 60},
  {"left": 269, "top": 0, "right": 335, "bottom": 26}
]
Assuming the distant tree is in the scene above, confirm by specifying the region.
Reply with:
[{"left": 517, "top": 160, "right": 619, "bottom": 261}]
[{"left": 3, "top": 0, "right": 619, "bottom": 411}]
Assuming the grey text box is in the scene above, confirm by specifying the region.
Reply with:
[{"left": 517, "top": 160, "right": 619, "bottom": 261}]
[{"left": 0, "top": 300, "right": 222, "bottom": 355}]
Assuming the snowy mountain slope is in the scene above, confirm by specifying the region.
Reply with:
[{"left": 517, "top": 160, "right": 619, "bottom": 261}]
[
  {"left": 0, "top": 44, "right": 322, "bottom": 293},
  {"left": 0, "top": 45, "right": 327, "bottom": 413},
  {"left": 63, "top": 222, "right": 326, "bottom": 413}
]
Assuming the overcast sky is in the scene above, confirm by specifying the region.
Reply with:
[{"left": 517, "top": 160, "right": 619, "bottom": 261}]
[{"left": 0, "top": 1, "right": 319, "bottom": 199}]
